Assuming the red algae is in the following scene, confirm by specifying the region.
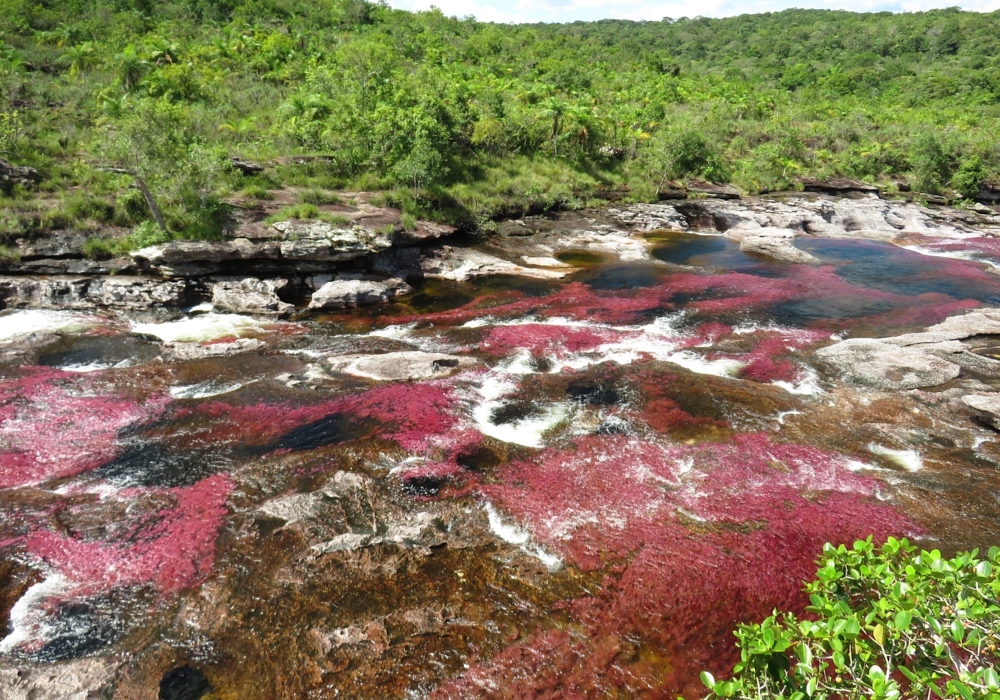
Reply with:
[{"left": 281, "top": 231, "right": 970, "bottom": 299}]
[
  {"left": 479, "top": 324, "right": 634, "bottom": 358},
  {"left": 440, "top": 434, "right": 917, "bottom": 699},
  {"left": 0, "top": 368, "right": 167, "bottom": 488},
  {"left": 23, "top": 474, "right": 232, "bottom": 598}
]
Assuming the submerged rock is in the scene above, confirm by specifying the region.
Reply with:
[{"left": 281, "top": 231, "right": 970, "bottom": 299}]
[
  {"left": 308, "top": 276, "right": 410, "bottom": 310},
  {"left": 815, "top": 337, "right": 961, "bottom": 390},
  {"left": 326, "top": 351, "right": 475, "bottom": 381},
  {"left": 211, "top": 278, "right": 293, "bottom": 317}
]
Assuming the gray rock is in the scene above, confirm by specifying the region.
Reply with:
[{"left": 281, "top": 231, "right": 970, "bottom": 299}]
[
  {"left": 0, "top": 159, "right": 40, "bottom": 193},
  {"left": 0, "top": 657, "right": 117, "bottom": 700},
  {"left": 963, "top": 394, "right": 1000, "bottom": 430},
  {"left": 606, "top": 204, "right": 688, "bottom": 232},
  {"left": 212, "top": 278, "right": 293, "bottom": 317},
  {"left": 273, "top": 221, "right": 394, "bottom": 261},
  {"left": 308, "top": 276, "right": 411, "bottom": 310},
  {"left": 815, "top": 338, "right": 961, "bottom": 390},
  {"left": 0, "top": 276, "right": 195, "bottom": 311},
  {"left": 163, "top": 337, "right": 265, "bottom": 360},
  {"left": 726, "top": 227, "right": 819, "bottom": 264},
  {"left": 800, "top": 177, "right": 879, "bottom": 194},
  {"left": 418, "top": 246, "right": 569, "bottom": 281},
  {"left": 327, "top": 351, "right": 475, "bottom": 381},
  {"left": 687, "top": 179, "right": 741, "bottom": 199}
]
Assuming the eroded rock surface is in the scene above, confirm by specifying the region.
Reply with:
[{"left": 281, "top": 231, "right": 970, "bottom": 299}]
[{"left": 815, "top": 338, "right": 961, "bottom": 390}]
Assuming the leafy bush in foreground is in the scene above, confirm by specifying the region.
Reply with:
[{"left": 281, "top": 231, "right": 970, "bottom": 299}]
[{"left": 700, "top": 538, "right": 1000, "bottom": 700}]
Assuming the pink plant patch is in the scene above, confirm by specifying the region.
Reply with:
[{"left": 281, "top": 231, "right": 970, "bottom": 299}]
[
  {"left": 438, "top": 434, "right": 917, "bottom": 699},
  {"left": 24, "top": 474, "right": 233, "bottom": 598},
  {"left": 0, "top": 368, "right": 168, "bottom": 489}
]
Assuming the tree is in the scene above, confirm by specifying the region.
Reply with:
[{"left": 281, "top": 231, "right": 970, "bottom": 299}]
[
  {"left": 96, "top": 99, "right": 190, "bottom": 234},
  {"left": 699, "top": 538, "right": 1000, "bottom": 700}
]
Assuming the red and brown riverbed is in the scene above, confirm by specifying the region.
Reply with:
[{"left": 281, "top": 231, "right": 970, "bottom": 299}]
[{"left": 3, "top": 201, "right": 1000, "bottom": 699}]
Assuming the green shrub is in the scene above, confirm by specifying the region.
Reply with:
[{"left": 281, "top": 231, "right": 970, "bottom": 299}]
[
  {"left": 952, "top": 156, "right": 985, "bottom": 200},
  {"left": 700, "top": 537, "right": 1000, "bottom": 700},
  {"left": 126, "top": 221, "right": 170, "bottom": 249},
  {"left": 401, "top": 212, "right": 417, "bottom": 231},
  {"left": 267, "top": 203, "right": 320, "bottom": 222},
  {"left": 0, "top": 244, "right": 21, "bottom": 263}
]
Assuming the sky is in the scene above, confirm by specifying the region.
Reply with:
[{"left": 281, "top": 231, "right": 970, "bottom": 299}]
[{"left": 386, "top": 0, "right": 1000, "bottom": 25}]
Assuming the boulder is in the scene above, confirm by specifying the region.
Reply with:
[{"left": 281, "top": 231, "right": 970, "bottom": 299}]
[
  {"left": 0, "top": 159, "right": 40, "bottom": 193},
  {"left": 327, "top": 351, "right": 476, "bottom": 381},
  {"left": 163, "top": 337, "right": 265, "bottom": 360},
  {"left": 815, "top": 338, "right": 961, "bottom": 390},
  {"left": 212, "top": 278, "right": 293, "bottom": 317},
  {"left": 308, "top": 276, "right": 410, "bottom": 310},
  {"left": 977, "top": 181, "right": 1000, "bottom": 204},
  {"left": 962, "top": 394, "right": 1000, "bottom": 430},
  {"left": 229, "top": 156, "right": 265, "bottom": 175},
  {"left": 725, "top": 227, "right": 820, "bottom": 264}
]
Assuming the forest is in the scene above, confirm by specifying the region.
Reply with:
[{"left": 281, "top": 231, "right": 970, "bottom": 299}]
[{"left": 1, "top": 0, "right": 999, "bottom": 246}]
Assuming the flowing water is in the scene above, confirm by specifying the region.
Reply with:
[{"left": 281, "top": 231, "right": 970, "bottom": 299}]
[{"left": 2, "top": 227, "right": 1000, "bottom": 698}]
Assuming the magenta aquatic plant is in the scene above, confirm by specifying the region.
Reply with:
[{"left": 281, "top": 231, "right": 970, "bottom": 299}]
[
  {"left": 0, "top": 368, "right": 167, "bottom": 488},
  {"left": 437, "top": 434, "right": 918, "bottom": 699}
]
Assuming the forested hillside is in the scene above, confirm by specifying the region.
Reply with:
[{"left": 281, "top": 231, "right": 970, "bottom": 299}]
[{"left": 1, "top": 0, "right": 999, "bottom": 246}]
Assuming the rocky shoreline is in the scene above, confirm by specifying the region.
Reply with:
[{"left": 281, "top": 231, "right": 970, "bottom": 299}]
[{"left": 2, "top": 186, "right": 999, "bottom": 320}]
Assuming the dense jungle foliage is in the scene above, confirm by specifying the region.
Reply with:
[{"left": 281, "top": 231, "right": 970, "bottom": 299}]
[{"left": 1, "top": 0, "right": 999, "bottom": 243}]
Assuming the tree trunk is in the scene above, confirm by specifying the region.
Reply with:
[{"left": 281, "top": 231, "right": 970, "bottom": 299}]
[{"left": 133, "top": 174, "right": 168, "bottom": 233}]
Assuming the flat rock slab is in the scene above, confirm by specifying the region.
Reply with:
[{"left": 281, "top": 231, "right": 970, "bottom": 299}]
[
  {"left": 419, "top": 246, "right": 569, "bottom": 281},
  {"left": 962, "top": 394, "right": 1000, "bottom": 430},
  {"left": 815, "top": 338, "right": 961, "bottom": 390},
  {"left": 327, "top": 351, "right": 476, "bottom": 381},
  {"left": 725, "top": 226, "right": 820, "bottom": 264}
]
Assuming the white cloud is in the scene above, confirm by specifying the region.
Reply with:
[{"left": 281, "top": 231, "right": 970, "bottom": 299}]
[{"left": 387, "top": 0, "right": 1000, "bottom": 23}]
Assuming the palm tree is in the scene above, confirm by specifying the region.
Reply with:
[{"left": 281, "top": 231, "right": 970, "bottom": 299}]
[{"left": 60, "top": 42, "right": 99, "bottom": 81}]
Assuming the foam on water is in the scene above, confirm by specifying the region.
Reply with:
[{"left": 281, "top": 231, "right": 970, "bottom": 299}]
[
  {"left": 868, "top": 443, "right": 923, "bottom": 471},
  {"left": 0, "top": 310, "right": 103, "bottom": 342},
  {"left": 772, "top": 366, "right": 823, "bottom": 396},
  {"left": 0, "top": 573, "right": 69, "bottom": 654},
  {"left": 484, "top": 503, "right": 562, "bottom": 570},
  {"left": 132, "top": 313, "right": 263, "bottom": 343},
  {"left": 170, "top": 378, "right": 258, "bottom": 399},
  {"left": 904, "top": 245, "right": 1000, "bottom": 270}
]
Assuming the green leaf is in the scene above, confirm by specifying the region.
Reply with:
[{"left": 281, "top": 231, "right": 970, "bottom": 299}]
[
  {"left": 873, "top": 623, "right": 886, "bottom": 646},
  {"left": 986, "top": 668, "right": 1000, "bottom": 691},
  {"left": 700, "top": 671, "right": 716, "bottom": 689},
  {"left": 893, "top": 610, "right": 911, "bottom": 630},
  {"left": 977, "top": 560, "right": 993, "bottom": 577},
  {"left": 844, "top": 618, "right": 861, "bottom": 638},
  {"left": 950, "top": 619, "right": 964, "bottom": 643}
]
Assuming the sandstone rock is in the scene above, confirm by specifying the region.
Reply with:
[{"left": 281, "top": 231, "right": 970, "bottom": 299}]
[
  {"left": 0, "top": 276, "right": 196, "bottom": 311},
  {"left": 163, "top": 337, "right": 264, "bottom": 360},
  {"left": 211, "top": 278, "right": 293, "bottom": 317},
  {"left": 522, "top": 256, "right": 572, "bottom": 268},
  {"left": 308, "top": 276, "right": 410, "bottom": 310},
  {"left": 815, "top": 338, "right": 961, "bottom": 390},
  {"left": 273, "top": 220, "right": 393, "bottom": 261},
  {"left": 606, "top": 204, "right": 688, "bottom": 232},
  {"left": 0, "top": 657, "right": 117, "bottom": 700},
  {"left": 963, "top": 394, "right": 1000, "bottom": 430},
  {"left": 687, "top": 179, "right": 740, "bottom": 199},
  {"left": 977, "top": 181, "right": 1000, "bottom": 203},
  {"left": 327, "top": 351, "right": 475, "bottom": 381},
  {"left": 419, "top": 246, "right": 569, "bottom": 281},
  {"left": 726, "top": 227, "right": 819, "bottom": 264},
  {"left": 800, "top": 177, "right": 879, "bottom": 194}
]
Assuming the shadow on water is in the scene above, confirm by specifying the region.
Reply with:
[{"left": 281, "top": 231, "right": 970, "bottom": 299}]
[
  {"left": 94, "top": 442, "right": 229, "bottom": 488},
  {"left": 264, "top": 412, "right": 377, "bottom": 453},
  {"left": 579, "top": 264, "right": 666, "bottom": 290}
]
